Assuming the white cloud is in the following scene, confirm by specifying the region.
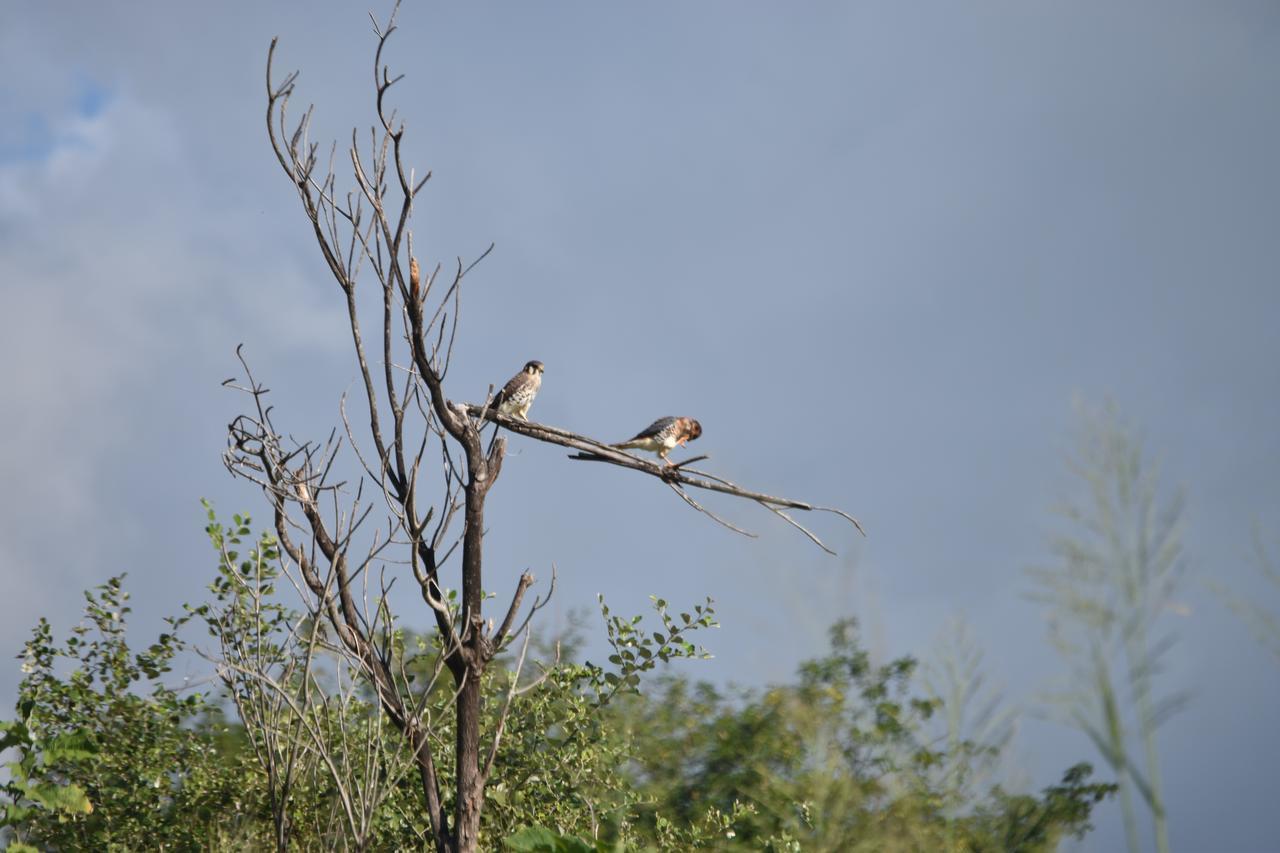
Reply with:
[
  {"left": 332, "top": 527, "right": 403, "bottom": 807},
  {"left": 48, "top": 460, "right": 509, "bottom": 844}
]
[{"left": 0, "top": 85, "right": 348, "bottom": 675}]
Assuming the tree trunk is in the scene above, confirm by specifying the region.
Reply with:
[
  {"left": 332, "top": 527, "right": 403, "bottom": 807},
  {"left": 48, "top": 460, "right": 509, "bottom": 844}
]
[
  {"left": 454, "top": 672, "right": 484, "bottom": 851},
  {"left": 454, "top": 477, "right": 488, "bottom": 852}
]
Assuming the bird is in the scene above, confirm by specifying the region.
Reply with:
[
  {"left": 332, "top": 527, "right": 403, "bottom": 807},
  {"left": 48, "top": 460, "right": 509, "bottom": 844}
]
[
  {"left": 490, "top": 360, "right": 544, "bottom": 420},
  {"left": 611, "top": 416, "right": 702, "bottom": 465}
]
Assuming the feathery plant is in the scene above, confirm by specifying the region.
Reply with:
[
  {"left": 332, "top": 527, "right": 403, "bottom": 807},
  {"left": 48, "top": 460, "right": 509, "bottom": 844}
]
[
  {"left": 922, "top": 618, "right": 1020, "bottom": 827},
  {"left": 1214, "top": 525, "right": 1280, "bottom": 665},
  {"left": 1027, "top": 400, "right": 1188, "bottom": 853}
]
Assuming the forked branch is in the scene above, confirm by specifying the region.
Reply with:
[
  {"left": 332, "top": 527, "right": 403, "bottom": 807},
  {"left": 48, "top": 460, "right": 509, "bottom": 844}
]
[{"left": 465, "top": 406, "right": 865, "bottom": 553}]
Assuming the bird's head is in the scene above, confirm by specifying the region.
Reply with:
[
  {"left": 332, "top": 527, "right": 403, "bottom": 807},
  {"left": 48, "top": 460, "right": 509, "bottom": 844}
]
[
  {"left": 524, "top": 360, "right": 545, "bottom": 375},
  {"left": 683, "top": 418, "right": 703, "bottom": 441}
]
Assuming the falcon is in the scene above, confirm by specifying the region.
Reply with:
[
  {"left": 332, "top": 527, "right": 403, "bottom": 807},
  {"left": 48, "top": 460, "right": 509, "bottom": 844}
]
[
  {"left": 611, "top": 416, "right": 702, "bottom": 465},
  {"left": 490, "top": 360, "right": 544, "bottom": 420}
]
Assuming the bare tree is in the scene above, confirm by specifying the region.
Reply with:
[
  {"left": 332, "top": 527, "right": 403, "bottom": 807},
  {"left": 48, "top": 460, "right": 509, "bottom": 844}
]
[
  {"left": 200, "top": 512, "right": 428, "bottom": 851},
  {"left": 222, "top": 6, "right": 863, "bottom": 851}
]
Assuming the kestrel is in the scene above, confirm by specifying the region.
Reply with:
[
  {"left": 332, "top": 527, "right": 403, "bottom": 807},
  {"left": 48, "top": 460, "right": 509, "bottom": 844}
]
[
  {"left": 612, "top": 416, "right": 702, "bottom": 465},
  {"left": 491, "top": 360, "right": 544, "bottom": 420}
]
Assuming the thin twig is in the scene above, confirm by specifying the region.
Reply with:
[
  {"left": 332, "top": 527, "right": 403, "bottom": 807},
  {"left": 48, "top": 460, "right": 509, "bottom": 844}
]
[{"left": 466, "top": 405, "right": 865, "bottom": 549}]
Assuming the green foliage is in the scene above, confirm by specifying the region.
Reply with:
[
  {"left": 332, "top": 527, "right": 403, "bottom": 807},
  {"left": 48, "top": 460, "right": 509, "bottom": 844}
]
[
  {"left": 1, "top": 705, "right": 95, "bottom": 828},
  {"left": 504, "top": 824, "right": 608, "bottom": 852},
  {"left": 969, "top": 763, "right": 1117, "bottom": 853},
  {"left": 1, "top": 511, "right": 1115, "bottom": 852},
  {"left": 476, "top": 594, "right": 720, "bottom": 847},
  {"left": 608, "top": 619, "right": 1114, "bottom": 852},
  {"left": 0, "top": 575, "right": 268, "bottom": 851},
  {"left": 195, "top": 503, "right": 440, "bottom": 849},
  {"left": 597, "top": 595, "right": 717, "bottom": 702}
]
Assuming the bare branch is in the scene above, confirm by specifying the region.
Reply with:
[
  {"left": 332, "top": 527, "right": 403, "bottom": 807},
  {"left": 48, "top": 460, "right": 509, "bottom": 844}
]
[
  {"left": 492, "top": 571, "right": 535, "bottom": 652},
  {"left": 479, "top": 627, "right": 556, "bottom": 786},
  {"left": 666, "top": 482, "right": 757, "bottom": 539},
  {"left": 466, "top": 406, "right": 866, "bottom": 550}
]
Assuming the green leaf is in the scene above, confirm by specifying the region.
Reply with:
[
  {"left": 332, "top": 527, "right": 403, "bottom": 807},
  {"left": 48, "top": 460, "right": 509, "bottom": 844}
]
[
  {"left": 27, "top": 780, "right": 93, "bottom": 815},
  {"left": 44, "top": 729, "right": 98, "bottom": 762},
  {"left": 0, "top": 721, "right": 30, "bottom": 752},
  {"left": 504, "top": 825, "right": 597, "bottom": 852}
]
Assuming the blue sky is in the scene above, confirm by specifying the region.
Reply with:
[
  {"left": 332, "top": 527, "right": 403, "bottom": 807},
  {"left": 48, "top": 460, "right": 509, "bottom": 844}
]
[{"left": 2, "top": 3, "right": 1279, "bottom": 849}]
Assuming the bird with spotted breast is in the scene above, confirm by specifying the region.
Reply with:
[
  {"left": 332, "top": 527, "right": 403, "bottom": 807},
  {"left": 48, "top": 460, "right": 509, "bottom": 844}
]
[
  {"left": 611, "top": 416, "right": 702, "bottom": 465},
  {"left": 490, "top": 360, "right": 544, "bottom": 420}
]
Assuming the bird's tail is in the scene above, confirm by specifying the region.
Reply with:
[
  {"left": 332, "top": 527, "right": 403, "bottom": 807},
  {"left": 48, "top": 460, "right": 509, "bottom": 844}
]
[{"left": 611, "top": 440, "right": 640, "bottom": 450}]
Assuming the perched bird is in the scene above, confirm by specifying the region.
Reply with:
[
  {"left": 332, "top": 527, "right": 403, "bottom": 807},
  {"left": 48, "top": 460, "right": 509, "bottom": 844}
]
[
  {"left": 490, "top": 360, "right": 544, "bottom": 420},
  {"left": 612, "top": 416, "right": 702, "bottom": 465}
]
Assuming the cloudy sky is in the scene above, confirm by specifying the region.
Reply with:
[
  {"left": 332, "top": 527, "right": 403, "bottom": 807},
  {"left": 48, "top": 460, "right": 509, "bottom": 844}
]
[{"left": 3, "top": 2, "right": 1278, "bottom": 849}]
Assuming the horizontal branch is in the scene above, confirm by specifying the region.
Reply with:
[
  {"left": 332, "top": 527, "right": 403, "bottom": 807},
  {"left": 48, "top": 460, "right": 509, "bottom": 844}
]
[{"left": 463, "top": 405, "right": 865, "bottom": 552}]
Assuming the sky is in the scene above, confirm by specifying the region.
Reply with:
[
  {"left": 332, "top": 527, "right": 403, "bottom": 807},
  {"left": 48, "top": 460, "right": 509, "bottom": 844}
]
[{"left": 2, "top": 2, "right": 1279, "bottom": 849}]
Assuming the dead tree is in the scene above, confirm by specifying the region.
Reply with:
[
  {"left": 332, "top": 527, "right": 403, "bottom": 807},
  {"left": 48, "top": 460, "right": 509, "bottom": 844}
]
[{"left": 223, "top": 6, "right": 863, "bottom": 851}]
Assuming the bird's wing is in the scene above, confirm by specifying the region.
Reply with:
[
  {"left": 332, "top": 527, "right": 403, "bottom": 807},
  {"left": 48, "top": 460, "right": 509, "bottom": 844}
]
[
  {"left": 626, "top": 416, "right": 678, "bottom": 442},
  {"left": 493, "top": 371, "right": 529, "bottom": 405}
]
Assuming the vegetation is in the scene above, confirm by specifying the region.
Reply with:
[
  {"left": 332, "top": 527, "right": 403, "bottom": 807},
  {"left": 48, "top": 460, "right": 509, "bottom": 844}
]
[
  {"left": 1, "top": 514, "right": 1114, "bottom": 851},
  {"left": 1215, "top": 526, "right": 1280, "bottom": 667},
  {"left": 0, "top": 8, "right": 1137, "bottom": 852},
  {"left": 229, "top": 6, "right": 859, "bottom": 849},
  {"left": 1028, "top": 401, "right": 1187, "bottom": 853}
]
